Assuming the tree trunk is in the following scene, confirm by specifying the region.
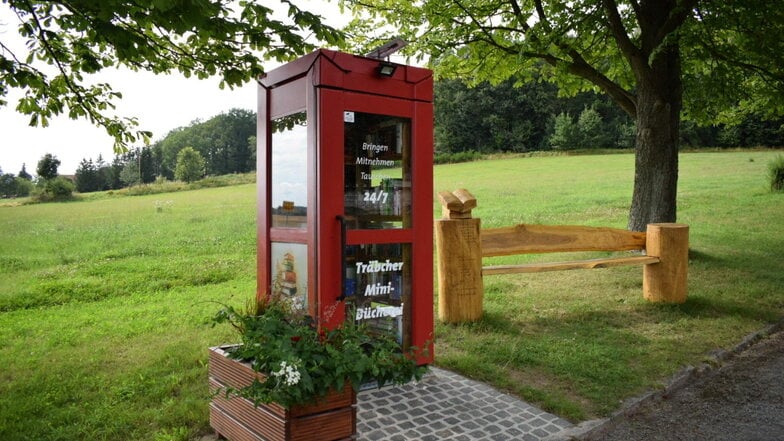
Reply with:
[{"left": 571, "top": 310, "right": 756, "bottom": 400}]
[{"left": 628, "top": 41, "right": 682, "bottom": 232}]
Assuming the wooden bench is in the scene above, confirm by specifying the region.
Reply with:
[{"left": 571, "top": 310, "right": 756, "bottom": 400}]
[
  {"left": 481, "top": 223, "right": 658, "bottom": 275},
  {"left": 435, "top": 189, "right": 689, "bottom": 323}
]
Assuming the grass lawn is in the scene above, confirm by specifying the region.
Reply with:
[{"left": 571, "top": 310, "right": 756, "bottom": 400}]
[{"left": 1, "top": 150, "right": 783, "bottom": 440}]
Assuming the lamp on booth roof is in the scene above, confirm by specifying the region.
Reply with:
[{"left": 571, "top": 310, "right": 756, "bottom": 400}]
[
  {"left": 366, "top": 38, "right": 407, "bottom": 78},
  {"left": 377, "top": 61, "right": 397, "bottom": 78}
]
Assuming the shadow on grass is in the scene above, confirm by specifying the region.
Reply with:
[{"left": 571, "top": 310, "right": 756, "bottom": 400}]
[
  {"left": 436, "top": 277, "right": 780, "bottom": 420},
  {"left": 666, "top": 295, "right": 780, "bottom": 323}
]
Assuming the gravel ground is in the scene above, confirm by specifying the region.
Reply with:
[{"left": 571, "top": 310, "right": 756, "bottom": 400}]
[{"left": 578, "top": 326, "right": 784, "bottom": 441}]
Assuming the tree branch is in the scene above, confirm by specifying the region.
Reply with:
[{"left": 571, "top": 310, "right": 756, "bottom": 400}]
[
  {"left": 533, "top": 0, "right": 551, "bottom": 31},
  {"left": 507, "top": 0, "right": 530, "bottom": 31},
  {"left": 653, "top": 0, "right": 700, "bottom": 48},
  {"left": 562, "top": 52, "right": 638, "bottom": 117},
  {"left": 452, "top": 0, "right": 518, "bottom": 55},
  {"left": 18, "top": 0, "right": 108, "bottom": 125},
  {"left": 601, "top": 0, "right": 643, "bottom": 66}
]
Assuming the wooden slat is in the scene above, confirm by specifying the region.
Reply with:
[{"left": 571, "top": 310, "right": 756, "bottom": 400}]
[
  {"left": 210, "top": 404, "right": 266, "bottom": 441},
  {"left": 481, "top": 224, "right": 647, "bottom": 257},
  {"left": 482, "top": 255, "right": 660, "bottom": 275}
]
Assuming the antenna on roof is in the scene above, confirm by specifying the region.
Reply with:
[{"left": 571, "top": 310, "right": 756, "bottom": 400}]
[{"left": 365, "top": 38, "right": 408, "bottom": 60}]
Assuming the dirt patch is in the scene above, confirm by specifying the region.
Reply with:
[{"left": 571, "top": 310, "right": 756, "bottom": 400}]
[{"left": 505, "top": 366, "right": 600, "bottom": 419}]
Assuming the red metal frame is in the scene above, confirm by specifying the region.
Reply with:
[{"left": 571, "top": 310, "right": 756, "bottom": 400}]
[{"left": 258, "top": 50, "right": 433, "bottom": 364}]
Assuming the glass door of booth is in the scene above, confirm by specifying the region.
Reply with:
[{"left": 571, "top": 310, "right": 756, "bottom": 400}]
[{"left": 341, "top": 109, "right": 414, "bottom": 346}]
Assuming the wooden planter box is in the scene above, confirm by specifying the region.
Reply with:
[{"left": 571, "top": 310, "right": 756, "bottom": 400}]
[{"left": 209, "top": 346, "right": 357, "bottom": 441}]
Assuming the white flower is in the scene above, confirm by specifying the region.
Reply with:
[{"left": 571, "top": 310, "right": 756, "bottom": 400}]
[{"left": 272, "top": 361, "right": 301, "bottom": 386}]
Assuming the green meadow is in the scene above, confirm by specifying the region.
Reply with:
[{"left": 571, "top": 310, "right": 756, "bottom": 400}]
[{"left": 1, "top": 150, "right": 783, "bottom": 440}]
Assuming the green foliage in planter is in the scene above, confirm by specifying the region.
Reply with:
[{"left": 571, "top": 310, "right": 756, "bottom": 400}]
[{"left": 212, "top": 296, "right": 427, "bottom": 408}]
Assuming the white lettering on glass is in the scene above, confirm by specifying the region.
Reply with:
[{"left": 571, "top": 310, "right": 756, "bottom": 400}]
[
  {"left": 363, "top": 189, "right": 389, "bottom": 205},
  {"left": 364, "top": 282, "right": 395, "bottom": 297},
  {"left": 355, "top": 260, "right": 404, "bottom": 274},
  {"left": 356, "top": 157, "right": 395, "bottom": 167},
  {"left": 355, "top": 304, "right": 404, "bottom": 321},
  {"left": 362, "top": 142, "right": 389, "bottom": 153}
]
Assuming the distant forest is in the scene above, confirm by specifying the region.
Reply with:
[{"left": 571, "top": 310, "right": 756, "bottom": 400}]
[
  {"left": 69, "top": 80, "right": 783, "bottom": 193},
  {"left": 73, "top": 108, "right": 256, "bottom": 193},
  {"left": 434, "top": 79, "right": 784, "bottom": 154}
]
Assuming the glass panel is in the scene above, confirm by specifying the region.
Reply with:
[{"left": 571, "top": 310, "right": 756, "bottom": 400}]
[
  {"left": 270, "top": 242, "right": 308, "bottom": 311},
  {"left": 271, "top": 112, "right": 308, "bottom": 229},
  {"left": 343, "top": 112, "right": 411, "bottom": 230},
  {"left": 344, "top": 243, "right": 411, "bottom": 345}
]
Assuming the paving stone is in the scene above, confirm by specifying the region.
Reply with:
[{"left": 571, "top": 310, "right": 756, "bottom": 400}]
[
  {"left": 412, "top": 416, "right": 430, "bottom": 425},
  {"left": 425, "top": 420, "right": 444, "bottom": 430},
  {"left": 505, "top": 427, "right": 525, "bottom": 436},
  {"left": 543, "top": 423, "right": 564, "bottom": 433},
  {"left": 397, "top": 420, "right": 415, "bottom": 430},
  {"left": 481, "top": 413, "right": 500, "bottom": 423},
  {"left": 517, "top": 423, "right": 533, "bottom": 432},
  {"left": 365, "top": 430, "right": 387, "bottom": 440},
  {"left": 389, "top": 403, "right": 407, "bottom": 412},
  {"left": 461, "top": 420, "right": 480, "bottom": 430},
  {"left": 356, "top": 367, "right": 573, "bottom": 440},
  {"left": 402, "top": 429, "right": 421, "bottom": 439},
  {"left": 469, "top": 429, "right": 488, "bottom": 438},
  {"left": 532, "top": 428, "right": 550, "bottom": 437},
  {"left": 443, "top": 416, "right": 461, "bottom": 425},
  {"left": 485, "top": 424, "right": 503, "bottom": 434},
  {"left": 435, "top": 429, "right": 454, "bottom": 438}
]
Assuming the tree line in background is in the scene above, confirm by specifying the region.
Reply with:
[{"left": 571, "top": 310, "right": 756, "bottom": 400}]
[
  {"left": 3, "top": 82, "right": 783, "bottom": 198},
  {"left": 0, "top": 108, "right": 254, "bottom": 198},
  {"left": 0, "top": 153, "right": 76, "bottom": 199},
  {"left": 434, "top": 79, "right": 784, "bottom": 156},
  {"left": 72, "top": 109, "right": 255, "bottom": 193},
  {"left": 0, "top": 164, "right": 34, "bottom": 199}
]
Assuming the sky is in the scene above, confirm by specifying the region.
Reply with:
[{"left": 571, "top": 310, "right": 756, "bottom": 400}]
[{"left": 0, "top": 2, "right": 347, "bottom": 176}]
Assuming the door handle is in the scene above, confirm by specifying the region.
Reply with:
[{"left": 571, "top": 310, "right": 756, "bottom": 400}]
[{"left": 336, "top": 215, "right": 348, "bottom": 301}]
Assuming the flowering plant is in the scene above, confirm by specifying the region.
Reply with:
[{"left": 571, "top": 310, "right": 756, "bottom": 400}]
[{"left": 211, "top": 294, "right": 427, "bottom": 408}]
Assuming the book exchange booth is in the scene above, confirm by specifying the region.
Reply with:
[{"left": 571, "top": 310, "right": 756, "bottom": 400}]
[{"left": 256, "top": 49, "right": 434, "bottom": 364}]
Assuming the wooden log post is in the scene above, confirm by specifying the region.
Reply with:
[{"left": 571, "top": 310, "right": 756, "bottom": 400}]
[
  {"left": 435, "top": 189, "right": 484, "bottom": 323},
  {"left": 643, "top": 223, "right": 689, "bottom": 303}
]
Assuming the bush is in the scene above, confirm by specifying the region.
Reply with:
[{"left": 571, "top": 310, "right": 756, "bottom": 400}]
[
  {"left": 549, "top": 112, "right": 580, "bottom": 150},
  {"left": 123, "top": 181, "right": 187, "bottom": 196},
  {"left": 769, "top": 155, "right": 784, "bottom": 192},
  {"left": 37, "top": 177, "right": 75, "bottom": 201},
  {"left": 14, "top": 177, "right": 33, "bottom": 197},
  {"left": 175, "top": 147, "right": 206, "bottom": 183}
]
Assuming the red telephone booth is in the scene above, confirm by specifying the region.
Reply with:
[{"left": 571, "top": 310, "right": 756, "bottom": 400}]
[{"left": 257, "top": 49, "right": 433, "bottom": 364}]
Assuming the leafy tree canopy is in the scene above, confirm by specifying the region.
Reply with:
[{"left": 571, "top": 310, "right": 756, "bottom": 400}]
[
  {"left": 36, "top": 153, "right": 59, "bottom": 180},
  {"left": 18, "top": 163, "right": 32, "bottom": 180},
  {"left": 343, "top": 0, "right": 784, "bottom": 123},
  {"left": 153, "top": 108, "right": 256, "bottom": 177},
  {"left": 174, "top": 145, "right": 205, "bottom": 183},
  {"left": 0, "top": 0, "right": 342, "bottom": 151}
]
